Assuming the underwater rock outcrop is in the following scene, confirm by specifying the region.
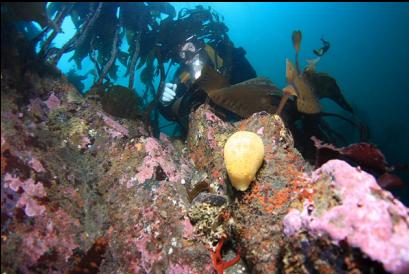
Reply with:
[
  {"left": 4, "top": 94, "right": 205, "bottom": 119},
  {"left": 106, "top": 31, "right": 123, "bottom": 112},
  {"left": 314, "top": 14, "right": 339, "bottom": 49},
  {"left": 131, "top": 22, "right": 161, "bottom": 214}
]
[
  {"left": 186, "top": 105, "right": 408, "bottom": 273},
  {"left": 1, "top": 47, "right": 408, "bottom": 274},
  {"left": 283, "top": 160, "right": 409, "bottom": 274},
  {"left": 1, "top": 54, "right": 212, "bottom": 273}
]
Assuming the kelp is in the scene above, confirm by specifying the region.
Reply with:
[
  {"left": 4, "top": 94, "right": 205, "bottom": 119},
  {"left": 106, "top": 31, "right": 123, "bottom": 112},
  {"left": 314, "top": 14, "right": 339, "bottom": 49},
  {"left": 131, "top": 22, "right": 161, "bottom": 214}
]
[
  {"left": 127, "top": 34, "right": 141, "bottom": 89},
  {"left": 208, "top": 83, "right": 286, "bottom": 118},
  {"left": 93, "top": 3, "right": 120, "bottom": 61},
  {"left": 15, "top": 2, "right": 228, "bottom": 96},
  {"left": 100, "top": 85, "right": 142, "bottom": 119},
  {"left": 280, "top": 31, "right": 354, "bottom": 116},
  {"left": 285, "top": 59, "right": 321, "bottom": 114},
  {"left": 3, "top": 2, "right": 49, "bottom": 28},
  {"left": 97, "top": 26, "right": 119, "bottom": 85},
  {"left": 3, "top": 3, "right": 239, "bottom": 134},
  {"left": 192, "top": 65, "right": 296, "bottom": 122},
  {"left": 39, "top": 3, "right": 74, "bottom": 59},
  {"left": 66, "top": 69, "right": 87, "bottom": 93},
  {"left": 292, "top": 30, "right": 302, "bottom": 73},
  {"left": 51, "top": 2, "right": 103, "bottom": 66},
  {"left": 304, "top": 70, "right": 354, "bottom": 113},
  {"left": 48, "top": 2, "right": 92, "bottom": 30}
]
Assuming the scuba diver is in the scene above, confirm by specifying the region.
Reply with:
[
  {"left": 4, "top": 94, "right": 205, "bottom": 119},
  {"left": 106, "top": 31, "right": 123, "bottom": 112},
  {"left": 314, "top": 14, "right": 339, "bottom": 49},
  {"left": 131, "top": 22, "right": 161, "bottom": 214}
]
[
  {"left": 313, "top": 37, "right": 330, "bottom": 57},
  {"left": 158, "top": 34, "right": 257, "bottom": 134}
]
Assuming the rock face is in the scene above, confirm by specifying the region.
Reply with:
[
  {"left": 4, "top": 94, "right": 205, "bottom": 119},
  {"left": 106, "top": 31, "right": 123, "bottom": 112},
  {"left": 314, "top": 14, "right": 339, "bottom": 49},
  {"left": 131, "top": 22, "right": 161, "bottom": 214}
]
[
  {"left": 1, "top": 56, "right": 408, "bottom": 273},
  {"left": 1, "top": 63, "right": 212, "bottom": 273},
  {"left": 283, "top": 160, "right": 409, "bottom": 274}
]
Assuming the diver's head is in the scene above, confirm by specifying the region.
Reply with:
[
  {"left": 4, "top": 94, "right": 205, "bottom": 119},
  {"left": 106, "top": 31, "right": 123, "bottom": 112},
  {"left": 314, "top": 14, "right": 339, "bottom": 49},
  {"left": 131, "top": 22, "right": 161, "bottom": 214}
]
[
  {"left": 178, "top": 35, "right": 204, "bottom": 65},
  {"left": 178, "top": 36, "right": 206, "bottom": 80},
  {"left": 179, "top": 42, "right": 198, "bottom": 64}
]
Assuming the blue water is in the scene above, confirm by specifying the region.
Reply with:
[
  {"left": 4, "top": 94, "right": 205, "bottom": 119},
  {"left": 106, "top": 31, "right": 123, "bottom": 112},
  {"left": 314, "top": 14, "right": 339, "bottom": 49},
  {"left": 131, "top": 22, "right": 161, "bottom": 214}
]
[{"left": 51, "top": 2, "right": 409, "bottom": 199}]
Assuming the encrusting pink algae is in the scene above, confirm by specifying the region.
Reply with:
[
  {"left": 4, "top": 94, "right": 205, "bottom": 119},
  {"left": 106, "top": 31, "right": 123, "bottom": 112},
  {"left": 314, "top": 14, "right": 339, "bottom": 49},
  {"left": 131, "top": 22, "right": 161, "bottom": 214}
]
[{"left": 284, "top": 160, "right": 409, "bottom": 274}]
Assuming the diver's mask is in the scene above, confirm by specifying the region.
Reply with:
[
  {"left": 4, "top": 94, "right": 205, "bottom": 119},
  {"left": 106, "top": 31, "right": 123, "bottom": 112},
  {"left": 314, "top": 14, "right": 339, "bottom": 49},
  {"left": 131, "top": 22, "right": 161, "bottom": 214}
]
[
  {"left": 179, "top": 42, "right": 197, "bottom": 61},
  {"left": 179, "top": 41, "right": 204, "bottom": 80}
]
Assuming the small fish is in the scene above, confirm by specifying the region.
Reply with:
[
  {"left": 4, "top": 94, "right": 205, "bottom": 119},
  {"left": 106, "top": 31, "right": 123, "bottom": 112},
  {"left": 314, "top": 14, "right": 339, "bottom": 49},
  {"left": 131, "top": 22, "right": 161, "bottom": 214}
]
[{"left": 313, "top": 38, "right": 330, "bottom": 57}]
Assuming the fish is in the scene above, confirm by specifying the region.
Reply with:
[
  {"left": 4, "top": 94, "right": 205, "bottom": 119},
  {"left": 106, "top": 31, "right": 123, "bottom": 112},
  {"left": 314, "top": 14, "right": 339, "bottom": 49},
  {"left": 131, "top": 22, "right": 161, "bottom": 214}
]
[{"left": 313, "top": 38, "right": 330, "bottom": 57}]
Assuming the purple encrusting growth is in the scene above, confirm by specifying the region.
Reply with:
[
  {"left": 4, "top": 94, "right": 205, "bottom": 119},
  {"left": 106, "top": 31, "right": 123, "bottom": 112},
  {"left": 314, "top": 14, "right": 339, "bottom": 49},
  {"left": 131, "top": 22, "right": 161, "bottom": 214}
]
[
  {"left": 28, "top": 157, "right": 45, "bottom": 173},
  {"left": 97, "top": 111, "right": 129, "bottom": 137},
  {"left": 20, "top": 209, "right": 80, "bottom": 267},
  {"left": 2, "top": 174, "right": 80, "bottom": 268},
  {"left": 133, "top": 134, "right": 182, "bottom": 185},
  {"left": 4, "top": 173, "right": 46, "bottom": 217},
  {"left": 44, "top": 92, "right": 61, "bottom": 111},
  {"left": 204, "top": 110, "right": 222, "bottom": 123},
  {"left": 204, "top": 110, "right": 229, "bottom": 150},
  {"left": 283, "top": 160, "right": 409, "bottom": 274}
]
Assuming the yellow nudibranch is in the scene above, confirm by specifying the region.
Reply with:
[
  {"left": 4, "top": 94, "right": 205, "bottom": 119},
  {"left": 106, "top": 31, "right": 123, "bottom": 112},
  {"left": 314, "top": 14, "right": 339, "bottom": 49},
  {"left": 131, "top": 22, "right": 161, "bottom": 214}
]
[{"left": 224, "top": 131, "right": 264, "bottom": 191}]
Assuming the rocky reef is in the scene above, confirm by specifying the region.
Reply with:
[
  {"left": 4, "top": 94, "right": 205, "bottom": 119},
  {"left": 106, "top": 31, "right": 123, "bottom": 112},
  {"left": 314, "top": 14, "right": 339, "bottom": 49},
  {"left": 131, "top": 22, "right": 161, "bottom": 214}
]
[{"left": 1, "top": 50, "right": 408, "bottom": 274}]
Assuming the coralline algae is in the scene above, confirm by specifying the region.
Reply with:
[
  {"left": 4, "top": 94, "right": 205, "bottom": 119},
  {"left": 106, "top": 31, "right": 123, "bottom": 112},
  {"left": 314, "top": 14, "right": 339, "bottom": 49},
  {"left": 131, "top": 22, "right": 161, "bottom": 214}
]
[{"left": 283, "top": 160, "right": 409, "bottom": 274}]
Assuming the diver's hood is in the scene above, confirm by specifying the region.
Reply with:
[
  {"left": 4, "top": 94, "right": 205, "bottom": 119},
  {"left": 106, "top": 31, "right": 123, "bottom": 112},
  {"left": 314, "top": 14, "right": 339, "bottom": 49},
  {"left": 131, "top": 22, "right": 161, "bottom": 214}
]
[
  {"left": 179, "top": 36, "right": 206, "bottom": 81},
  {"left": 179, "top": 35, "right": 204, "bottom": 62}
]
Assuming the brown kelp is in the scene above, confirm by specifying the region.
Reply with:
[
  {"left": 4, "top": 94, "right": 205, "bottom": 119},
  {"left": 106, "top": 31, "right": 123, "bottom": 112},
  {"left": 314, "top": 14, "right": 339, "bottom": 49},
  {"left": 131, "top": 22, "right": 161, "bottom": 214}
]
[
  {"left": 2, "top": 2, "right": 53, "bottom": 30},
  {"left": 304, "top": 69, "right": 354, "bottom": 113},
  {"left": 192, "top": 65, "right": 297, "bottom": 122},
  {"left": 5, "top": 2, "right": 227, "bottom": 135},
  {"left": 279, "top": 30, "right": 354, "bottom": 116},
  {"left": 292, "top": 30, "right": 302, "bottom": 73},
  {"left": 284, "top": 59, "right": 321, "bottom": 114}
]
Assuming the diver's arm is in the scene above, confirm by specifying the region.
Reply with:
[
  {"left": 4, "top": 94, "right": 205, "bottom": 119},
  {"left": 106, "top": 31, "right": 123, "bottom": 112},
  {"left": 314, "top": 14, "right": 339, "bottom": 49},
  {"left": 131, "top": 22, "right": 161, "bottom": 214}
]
[
  {"left": 160, "top": 83, "right": 177, "bottom": 106},
  {"left": 157, "top": 66, "right": 183, "bottom": 121},
  {"left": 157, "top": 83, "right": 188, "bottom": 121}
]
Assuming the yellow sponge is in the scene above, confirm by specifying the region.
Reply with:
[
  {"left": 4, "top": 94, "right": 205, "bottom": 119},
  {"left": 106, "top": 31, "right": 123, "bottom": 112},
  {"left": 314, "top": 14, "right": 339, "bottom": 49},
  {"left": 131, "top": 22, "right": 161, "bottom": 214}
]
[{"left": 224, "top": 131, "right": 264, "bottom": 191}]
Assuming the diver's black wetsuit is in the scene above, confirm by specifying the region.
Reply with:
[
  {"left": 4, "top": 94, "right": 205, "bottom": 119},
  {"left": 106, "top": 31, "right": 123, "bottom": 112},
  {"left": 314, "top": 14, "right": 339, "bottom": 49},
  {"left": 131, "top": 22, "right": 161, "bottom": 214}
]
[{"left": 158, "top": 40, "right": 256, "bottom": 132}]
